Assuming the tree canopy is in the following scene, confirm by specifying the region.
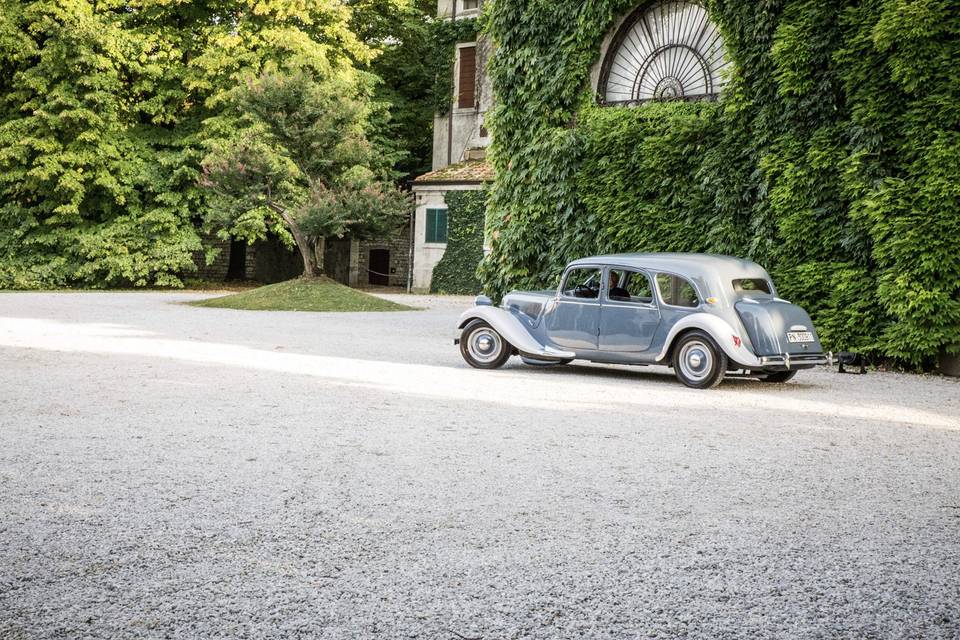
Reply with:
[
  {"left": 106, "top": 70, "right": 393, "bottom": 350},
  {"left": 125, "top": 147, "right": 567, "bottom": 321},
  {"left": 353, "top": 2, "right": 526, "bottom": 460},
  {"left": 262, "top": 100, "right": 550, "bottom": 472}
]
[{"left": 0, "top": 0, "right": 433, "bottom": 288}]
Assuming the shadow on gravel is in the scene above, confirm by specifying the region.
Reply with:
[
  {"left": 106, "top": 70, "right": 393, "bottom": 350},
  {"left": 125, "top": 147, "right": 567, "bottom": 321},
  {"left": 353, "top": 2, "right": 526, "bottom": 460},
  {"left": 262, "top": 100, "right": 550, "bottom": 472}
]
[{"left": 535, "top": 362, "right": 820, "bottom": 392}]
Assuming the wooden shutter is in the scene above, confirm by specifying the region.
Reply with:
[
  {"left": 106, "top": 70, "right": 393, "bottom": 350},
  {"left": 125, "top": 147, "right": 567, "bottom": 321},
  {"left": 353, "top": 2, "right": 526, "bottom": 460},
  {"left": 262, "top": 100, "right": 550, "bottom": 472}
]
[
  {"left": 457, "top": 46, "right": 477, "bottom": 109},
  {"left": 426, "top": 208, "right": 448, "bottom": 243}
]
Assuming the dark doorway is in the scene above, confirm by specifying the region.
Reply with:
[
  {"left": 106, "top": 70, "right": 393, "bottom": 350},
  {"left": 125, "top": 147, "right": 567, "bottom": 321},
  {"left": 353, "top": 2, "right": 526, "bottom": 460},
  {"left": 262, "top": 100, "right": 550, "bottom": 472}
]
[
  {"left": 251, "top": 235, "right": 303, "bottom": 283},
  {"left": 226, "top": 240, "right": 247, "bottom": 280},
  {"left": 368, "top": 249, "right": 390, "bottom": 286},
  {"left": 324, "top": 238, "right": 352, "bottom": 285}
]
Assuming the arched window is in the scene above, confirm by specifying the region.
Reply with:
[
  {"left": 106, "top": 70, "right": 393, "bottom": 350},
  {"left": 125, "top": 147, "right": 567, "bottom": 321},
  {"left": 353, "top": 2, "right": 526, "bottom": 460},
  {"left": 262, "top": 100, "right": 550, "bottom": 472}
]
[{"left": 598, "top": 1, "right": 729, "bottom": 105}]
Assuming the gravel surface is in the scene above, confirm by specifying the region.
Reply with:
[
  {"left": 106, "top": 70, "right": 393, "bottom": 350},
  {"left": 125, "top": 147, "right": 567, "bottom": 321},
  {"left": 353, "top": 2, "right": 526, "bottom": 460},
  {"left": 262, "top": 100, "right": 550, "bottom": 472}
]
[{"left": 1, "top": 291, "right": 959, "bottom": 639}]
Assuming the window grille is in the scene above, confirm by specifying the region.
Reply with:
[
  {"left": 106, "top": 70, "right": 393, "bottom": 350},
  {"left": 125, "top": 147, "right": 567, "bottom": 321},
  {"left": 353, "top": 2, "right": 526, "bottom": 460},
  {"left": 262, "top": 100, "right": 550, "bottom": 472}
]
[{"left": 599, "top": 1, "right": 729, "bottom": 105}]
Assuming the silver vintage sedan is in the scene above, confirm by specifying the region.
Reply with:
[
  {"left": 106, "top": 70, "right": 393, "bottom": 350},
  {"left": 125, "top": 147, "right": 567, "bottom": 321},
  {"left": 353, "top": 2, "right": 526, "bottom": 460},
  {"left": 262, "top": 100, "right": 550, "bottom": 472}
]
[{"left": 455, "top": 253, "right": 829, "bottom": 388}]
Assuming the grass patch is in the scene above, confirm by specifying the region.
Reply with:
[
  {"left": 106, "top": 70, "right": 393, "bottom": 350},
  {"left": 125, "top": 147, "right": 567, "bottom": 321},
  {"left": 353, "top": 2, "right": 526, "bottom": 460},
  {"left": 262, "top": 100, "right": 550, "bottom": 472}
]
[{"left": 188, "top": 277, "right": 416, "bottom": 312}]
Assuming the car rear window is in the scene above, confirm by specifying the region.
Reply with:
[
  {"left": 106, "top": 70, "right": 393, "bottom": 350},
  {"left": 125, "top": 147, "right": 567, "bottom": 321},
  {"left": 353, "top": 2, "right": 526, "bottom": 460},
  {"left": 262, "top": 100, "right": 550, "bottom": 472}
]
[
  {"left": 732, "top": 278, "right": 772, "bottom": 295},
  {"left": 656, "top": 274, "right": 699, "bottom": 308}
]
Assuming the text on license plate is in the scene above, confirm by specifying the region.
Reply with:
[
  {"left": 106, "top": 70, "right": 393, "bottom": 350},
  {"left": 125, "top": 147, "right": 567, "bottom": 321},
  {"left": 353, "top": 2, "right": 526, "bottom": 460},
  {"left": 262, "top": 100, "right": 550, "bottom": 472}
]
[{"left": 786, "top": 331, "right": 814, "bottom": 343}]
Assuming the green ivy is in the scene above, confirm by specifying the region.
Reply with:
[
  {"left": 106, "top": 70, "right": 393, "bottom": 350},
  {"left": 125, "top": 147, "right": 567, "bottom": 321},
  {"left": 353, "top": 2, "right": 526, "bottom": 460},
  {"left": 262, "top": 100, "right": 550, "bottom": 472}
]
[
  {"left": 430, "top": 189, "right": 486, "bottom": 294},
  {"left": 480, "top": 0, "right": 960, "bottom": 368},
  {"left": 430, "top": 18, "right": 480, "bottom": 116}
]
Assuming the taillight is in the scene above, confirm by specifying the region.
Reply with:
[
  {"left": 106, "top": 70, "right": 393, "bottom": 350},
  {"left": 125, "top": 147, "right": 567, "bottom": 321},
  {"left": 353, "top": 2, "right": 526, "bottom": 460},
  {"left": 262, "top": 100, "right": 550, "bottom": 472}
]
[{"left": 732, "top": 335, "right": 742, "bottom": 348}]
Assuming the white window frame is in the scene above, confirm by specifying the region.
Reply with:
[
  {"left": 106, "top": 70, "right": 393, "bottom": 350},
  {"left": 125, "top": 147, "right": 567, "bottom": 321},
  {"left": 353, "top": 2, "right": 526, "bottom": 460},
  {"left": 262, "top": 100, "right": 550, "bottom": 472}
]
[{"left": 459, "top": 0, "right": 482, "bottom": 16}]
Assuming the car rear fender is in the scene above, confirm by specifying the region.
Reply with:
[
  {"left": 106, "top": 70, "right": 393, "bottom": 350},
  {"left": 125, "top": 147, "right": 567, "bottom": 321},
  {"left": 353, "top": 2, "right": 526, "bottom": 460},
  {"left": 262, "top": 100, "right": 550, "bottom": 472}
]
[
  {"left": 457, "top": 306, "right": 575, "bottom": 360},
  {"left": 656, "top": 312, "right": 761, "bottom": 368}
]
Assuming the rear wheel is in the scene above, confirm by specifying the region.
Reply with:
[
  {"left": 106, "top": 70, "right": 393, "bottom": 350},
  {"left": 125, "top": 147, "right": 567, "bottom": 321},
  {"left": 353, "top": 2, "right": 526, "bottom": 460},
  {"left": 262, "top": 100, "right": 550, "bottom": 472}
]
[
  {"left": 460, "top": 320, "right": 512, "bottom": 369},
  {"left": 759, "top": 370, "right": 798, "bottom": 383},
  {"left": 672, "top": 331, "right": 727, "bottom": 389}
]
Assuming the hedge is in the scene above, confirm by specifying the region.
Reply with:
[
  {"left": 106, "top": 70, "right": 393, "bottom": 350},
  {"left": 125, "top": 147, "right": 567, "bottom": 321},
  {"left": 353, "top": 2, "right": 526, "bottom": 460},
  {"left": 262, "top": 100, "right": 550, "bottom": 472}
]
[{"left": 479, "top": 0, "right": 960, "bottom": 368}]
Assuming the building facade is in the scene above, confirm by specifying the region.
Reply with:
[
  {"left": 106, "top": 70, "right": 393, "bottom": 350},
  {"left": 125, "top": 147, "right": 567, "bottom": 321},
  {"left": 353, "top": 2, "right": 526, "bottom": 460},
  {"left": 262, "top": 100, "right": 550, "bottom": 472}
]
[
  {"left": 323, "top": 227, "right": 413, "bottom": 289},
  {"left": 410, "top": 0, "right": 731, "bottom": 292},
  {"left": 410, "top": 0, "right": 493, "bottom": 292}
]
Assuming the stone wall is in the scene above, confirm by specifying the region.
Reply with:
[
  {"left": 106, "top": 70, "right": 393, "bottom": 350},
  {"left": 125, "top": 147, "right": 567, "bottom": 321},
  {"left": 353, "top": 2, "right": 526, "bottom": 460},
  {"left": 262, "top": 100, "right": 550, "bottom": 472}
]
[
  {"left": 192, "top": 234, "right": 299, "bottom": 283},
  {"left": 193, "top": 235, "right": 255, "bottom": 281},
  {"left": 192, "top": 229, "right": 410, "bottom": 287},
  {"left": 357, "top": 225, "right": 412, "bottom": 288}
]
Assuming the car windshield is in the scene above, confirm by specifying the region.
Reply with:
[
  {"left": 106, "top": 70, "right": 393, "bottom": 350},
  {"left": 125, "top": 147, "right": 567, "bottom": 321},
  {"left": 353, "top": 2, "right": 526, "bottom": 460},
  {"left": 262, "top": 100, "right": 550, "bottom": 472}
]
[{"left": 732, "top": 278, "right": 773, "bottom": 296}]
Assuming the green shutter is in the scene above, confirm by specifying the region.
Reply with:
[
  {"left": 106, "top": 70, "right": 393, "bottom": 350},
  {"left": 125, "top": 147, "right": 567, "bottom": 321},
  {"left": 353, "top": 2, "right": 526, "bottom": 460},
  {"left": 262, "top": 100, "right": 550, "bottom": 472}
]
[
  {"left": 437, "top": 209, "right": 448, "bottom": 243},
  {"left": 425, "top": 208, "right": 448, "bottom": 243}
]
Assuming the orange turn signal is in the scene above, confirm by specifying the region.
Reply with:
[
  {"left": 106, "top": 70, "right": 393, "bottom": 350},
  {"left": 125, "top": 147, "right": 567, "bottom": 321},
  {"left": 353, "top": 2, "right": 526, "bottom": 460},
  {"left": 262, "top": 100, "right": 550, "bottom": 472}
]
[{"left": 706, "top": 296, "right": 718, "bottom": 304}]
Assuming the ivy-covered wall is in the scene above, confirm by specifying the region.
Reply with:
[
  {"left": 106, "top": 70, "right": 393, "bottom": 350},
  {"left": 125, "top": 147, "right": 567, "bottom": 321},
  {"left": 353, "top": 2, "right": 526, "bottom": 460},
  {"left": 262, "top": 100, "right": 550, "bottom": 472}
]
[
  {"left": 430, "top": 18, "right": 480, "bottom": 116},
  {"left": 479, "top": 0, "right": 959, "bottom": 367},
  {"left": 430, "top": 189, "right": 486, "bottom": 294}
]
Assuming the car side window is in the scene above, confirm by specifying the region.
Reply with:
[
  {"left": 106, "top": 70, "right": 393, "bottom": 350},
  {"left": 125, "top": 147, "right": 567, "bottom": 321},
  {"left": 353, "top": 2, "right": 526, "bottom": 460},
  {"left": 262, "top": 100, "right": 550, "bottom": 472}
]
[
  {"left": 607, "top": 269, "right": 654, "bottom": 304},
  {"left": 561, "top": 268, "right": 602, "bottom": 299},
  {"left": 656, "top": 273, "right": 700, "bottom": 308}
]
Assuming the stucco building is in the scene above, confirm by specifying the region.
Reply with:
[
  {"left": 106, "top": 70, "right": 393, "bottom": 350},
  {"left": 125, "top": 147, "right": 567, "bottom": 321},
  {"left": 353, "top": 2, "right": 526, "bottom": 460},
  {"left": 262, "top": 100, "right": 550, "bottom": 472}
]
[{"left": 410, "top": 0, "right": 493, "bottom": 292}]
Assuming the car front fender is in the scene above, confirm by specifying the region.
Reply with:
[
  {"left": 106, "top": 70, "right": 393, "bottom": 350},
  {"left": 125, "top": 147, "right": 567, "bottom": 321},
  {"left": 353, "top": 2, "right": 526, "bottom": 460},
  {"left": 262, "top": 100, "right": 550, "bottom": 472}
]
[
  {"left": 655, "top": 312, "right": 761, "bottom": 368},
  {"left": 457, "top": 306, "right": 575, "bottom": 360}
]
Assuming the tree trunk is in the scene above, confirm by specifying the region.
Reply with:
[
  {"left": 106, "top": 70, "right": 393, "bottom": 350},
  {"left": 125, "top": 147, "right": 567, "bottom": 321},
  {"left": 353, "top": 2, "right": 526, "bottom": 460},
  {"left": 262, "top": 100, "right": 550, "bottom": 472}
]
[
  {"left": 277, "top": 209, "right": 321, "bottom": 278},
  {"left": 314, "top": 236, "right": 326, "bottom": 278}
]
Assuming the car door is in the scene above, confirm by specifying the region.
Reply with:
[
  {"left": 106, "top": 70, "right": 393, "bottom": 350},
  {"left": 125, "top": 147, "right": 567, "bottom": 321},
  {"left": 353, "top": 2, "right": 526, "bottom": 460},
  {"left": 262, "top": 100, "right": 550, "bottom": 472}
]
[
  {"left": 544, "top": 266, "right": 602, "bottom": 350},
  {"left": 599, "top": 267, "right": 661, "bottom": 352}
]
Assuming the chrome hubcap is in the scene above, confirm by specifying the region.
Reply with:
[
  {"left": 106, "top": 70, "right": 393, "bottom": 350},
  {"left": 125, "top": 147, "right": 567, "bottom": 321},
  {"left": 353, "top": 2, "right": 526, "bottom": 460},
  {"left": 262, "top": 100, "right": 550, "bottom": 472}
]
[
  {"left": 467, "top": 328, "right": 503, "bottom": 364},
  {"left": 679, "top": 340, "right": 713, "bottom": 382}
]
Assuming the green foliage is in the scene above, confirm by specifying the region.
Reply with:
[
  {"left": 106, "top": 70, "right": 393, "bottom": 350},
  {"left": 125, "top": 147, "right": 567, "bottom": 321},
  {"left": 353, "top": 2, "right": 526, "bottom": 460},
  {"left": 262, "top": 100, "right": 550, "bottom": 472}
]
[
  {"left": 0, "top": 0, "right": 205, "bottom": 288},
  {"left": 430, "top": 190, "right": 486, "bottom": 294},
  {"left": 481, "top": 0, "right": 960, "bottom": 367},
  {"left": 201, "top": 72, "right": 411, "bottom": 276},
  {"left": 190, "top": 276, "right": 414, "bottom": 312},
  {"left": 348, "top": 1, "right": 478, "bottom": 179},
  {"left": 0, "top": 0, "right": 389, "bottom": 289},
  {"left": 352, "top": 0, "right": 444, "bottom": 179}
]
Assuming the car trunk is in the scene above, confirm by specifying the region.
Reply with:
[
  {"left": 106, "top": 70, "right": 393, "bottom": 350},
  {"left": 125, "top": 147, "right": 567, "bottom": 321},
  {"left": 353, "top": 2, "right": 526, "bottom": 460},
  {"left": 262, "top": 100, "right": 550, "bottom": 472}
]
[{"left": 734, "top": 297, "right": 823, "bottom": 356}]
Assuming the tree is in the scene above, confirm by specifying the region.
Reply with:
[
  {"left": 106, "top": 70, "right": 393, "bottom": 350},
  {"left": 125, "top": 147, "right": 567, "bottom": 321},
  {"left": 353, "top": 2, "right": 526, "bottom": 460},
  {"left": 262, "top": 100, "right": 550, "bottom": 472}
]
[
  {"left": 0, "top": 0, "right": 381, "bottom": 288},
  {"left": 200, "top": 71, "right": 411, "bottom": 277},
  {"left": 349, "top": 0, "right": 438, "bottom": 180},
  {"left": 0, "top": 0, "right": 205, "bottom": 287}
]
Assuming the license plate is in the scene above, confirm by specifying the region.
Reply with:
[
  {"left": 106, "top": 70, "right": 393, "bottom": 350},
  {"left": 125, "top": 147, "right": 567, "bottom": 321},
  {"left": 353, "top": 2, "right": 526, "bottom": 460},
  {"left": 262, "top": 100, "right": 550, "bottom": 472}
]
[{"left": 786, "top": 331, "right": 814, "bottom": 343}]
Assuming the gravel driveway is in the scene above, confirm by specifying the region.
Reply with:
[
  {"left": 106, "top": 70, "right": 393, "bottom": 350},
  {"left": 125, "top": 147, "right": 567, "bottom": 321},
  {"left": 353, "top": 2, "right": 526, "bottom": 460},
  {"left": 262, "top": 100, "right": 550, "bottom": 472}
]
[{"left": 1, "top": 291, "right": 958, "bottom": 639}]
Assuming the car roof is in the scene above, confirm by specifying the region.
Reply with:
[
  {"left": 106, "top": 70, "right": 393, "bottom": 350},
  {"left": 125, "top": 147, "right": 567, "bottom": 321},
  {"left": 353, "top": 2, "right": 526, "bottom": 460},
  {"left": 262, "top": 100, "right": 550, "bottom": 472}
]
[{"left": 566, "top": 253, "right": 771, "bottom": 283}]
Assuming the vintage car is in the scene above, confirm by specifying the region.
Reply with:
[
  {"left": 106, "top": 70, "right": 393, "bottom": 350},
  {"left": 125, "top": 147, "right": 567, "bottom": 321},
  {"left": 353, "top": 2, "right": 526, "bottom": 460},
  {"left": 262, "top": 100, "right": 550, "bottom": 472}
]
[{"left": 455, "top": 253, "right": 829, "bottom": 388}]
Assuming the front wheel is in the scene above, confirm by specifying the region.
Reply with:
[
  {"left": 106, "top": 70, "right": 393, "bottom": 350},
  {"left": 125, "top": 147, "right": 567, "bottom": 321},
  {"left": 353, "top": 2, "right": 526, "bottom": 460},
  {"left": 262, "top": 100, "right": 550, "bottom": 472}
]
[
  {"left": 672, "top": 331, "right": 727, "bottom": 389},
  {"left": 759, "top": 370, "right": 798, "bottom": 383},
  {"left": 460, "top": 320, "right": 512, "bottom": 369}
]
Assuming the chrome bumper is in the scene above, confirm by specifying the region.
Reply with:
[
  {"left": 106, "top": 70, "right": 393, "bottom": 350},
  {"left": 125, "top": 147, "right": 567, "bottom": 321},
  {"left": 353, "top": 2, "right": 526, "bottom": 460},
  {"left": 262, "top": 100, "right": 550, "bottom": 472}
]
[{"left": 758, "top": 353, "right": 830, "bottom": 370}]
